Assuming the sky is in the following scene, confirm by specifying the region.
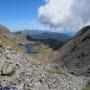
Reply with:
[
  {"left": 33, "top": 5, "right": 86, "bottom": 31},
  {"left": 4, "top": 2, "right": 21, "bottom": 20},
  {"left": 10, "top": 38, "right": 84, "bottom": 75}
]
[
  {"left": 0, "top": 0, "right": 44, "bottom": 31},
  {"left": 0, "top": 0, "right": 90, "bottom": 33}
]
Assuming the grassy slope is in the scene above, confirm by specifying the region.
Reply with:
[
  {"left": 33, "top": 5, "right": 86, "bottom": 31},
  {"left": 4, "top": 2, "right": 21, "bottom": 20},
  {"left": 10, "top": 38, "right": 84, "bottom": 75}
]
[
  {"left": 0, "top": 25, "right": 24, "bottom": 52},
  {"left": 30, "top": 43, "right": 57, "bottom": 62},
  {"left": 82, "top": 86, "right": 90, "bottom": 90},
  {"left": 82, "top": 84, "right": 90, "bottom": 90}
]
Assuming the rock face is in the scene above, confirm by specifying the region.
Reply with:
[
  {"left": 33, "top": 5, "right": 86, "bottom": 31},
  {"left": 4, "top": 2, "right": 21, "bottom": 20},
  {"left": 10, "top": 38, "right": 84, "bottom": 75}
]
[
  {"left": 56, "top": 26, "right": 90, "bottom": 76},
  {"left": 0, "top": 44, "right": 87, "bottom": 90}
]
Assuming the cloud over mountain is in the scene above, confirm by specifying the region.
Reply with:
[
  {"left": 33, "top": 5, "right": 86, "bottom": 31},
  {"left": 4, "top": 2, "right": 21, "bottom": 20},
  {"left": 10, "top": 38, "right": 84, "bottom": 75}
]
[{"left": 38, "top": 0, "right": 90, "bottom": 32}]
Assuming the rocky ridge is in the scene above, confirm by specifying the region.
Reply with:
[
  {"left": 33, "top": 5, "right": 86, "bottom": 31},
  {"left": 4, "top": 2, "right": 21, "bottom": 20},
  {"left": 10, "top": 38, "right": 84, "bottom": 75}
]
[{"left": 55, "top": 26, "right": 90, "bottom": 77}]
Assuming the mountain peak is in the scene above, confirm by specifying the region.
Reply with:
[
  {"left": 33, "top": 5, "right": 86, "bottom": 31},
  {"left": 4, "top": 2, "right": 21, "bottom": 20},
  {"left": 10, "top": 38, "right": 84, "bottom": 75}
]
[
  {"left": 75, "top": 25, "right": 90, "bottom": 38},
  {"left": 0, "top": 24, "right": 10, "bottom": 34}
]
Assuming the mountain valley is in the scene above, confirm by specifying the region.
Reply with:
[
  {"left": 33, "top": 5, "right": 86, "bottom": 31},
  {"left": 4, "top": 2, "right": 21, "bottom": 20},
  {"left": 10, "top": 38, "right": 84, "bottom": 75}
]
[{"left": 0, "top": 25, "right": 90, "bottom": 90}]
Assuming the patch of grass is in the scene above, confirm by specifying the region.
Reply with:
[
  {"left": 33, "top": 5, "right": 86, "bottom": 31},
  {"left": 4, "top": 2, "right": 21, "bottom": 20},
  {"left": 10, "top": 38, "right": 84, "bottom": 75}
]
[
  {"left": 30, "top": 43, "right": 57, "bottom": 62},
  {"left": 0, "top": 33, "right": 25, "bottom": 53},
  {"left": 0, "top": 25, "right": 24, "bottom": 52},
  {"left": 32, "top": 43, "right": 50, "bottom": 55},
  {"left": 82, "top": 85, "right": 90, "bottom": 90},
  {"left": 46, "top": 68, "right": 62, "bottom": 74},
  {"left": 44, "top": 67, "right": 68, "bottom": 77}
]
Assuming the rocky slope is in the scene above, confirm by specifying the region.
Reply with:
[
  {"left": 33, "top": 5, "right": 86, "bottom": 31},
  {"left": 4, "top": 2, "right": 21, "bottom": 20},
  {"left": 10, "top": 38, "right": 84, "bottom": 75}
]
[
  {"left": 0, "top": 25, "right": 19, "bottom": 50},
  {"left": 0, "top": 24, "right": 10, "bottom": 34},
  {"left": 55, "top": 26, "right": 90, "bottom": 76},
  {"left": 0, "top": 25, "right": 89, "bottom": 90},
  {"left": 0, "top": 25, "right": 10, "bottom": 42},
  {"left": 0, "top": 44, "right": 88, "bottom": 90}
]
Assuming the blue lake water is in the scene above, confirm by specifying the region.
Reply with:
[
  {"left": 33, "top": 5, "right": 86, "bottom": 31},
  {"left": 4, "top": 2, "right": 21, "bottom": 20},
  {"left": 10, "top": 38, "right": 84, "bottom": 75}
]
[{"left": 25, "top": 43, "right": 39, "bottom": 54}]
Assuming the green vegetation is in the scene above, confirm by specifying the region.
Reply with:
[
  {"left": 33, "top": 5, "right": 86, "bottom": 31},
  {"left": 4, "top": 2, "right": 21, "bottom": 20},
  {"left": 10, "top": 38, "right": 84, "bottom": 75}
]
[
  {"left": 0, "top": 31, "right": 25, "bottom": 53},
  {"left": 0, "top": 25, "right": 57, "bottom": 63},
  {"left": 45, "top": 68, "right": 63, "bottom": 74},
  {"left": 44, "top": 66, "right": 68, "bottom": 77},
  {"left": 0, "top": 24, "right": 10, "bottom": 33},
  {"left": 0, "top": 34, "right": 18, "bottom": 50},
  {"left": 30, "top": 43, "right": 57, "bottom": 62},
  {"left": 82, "top": 84, "right": 90, "bottom": 90},
  {"left": 0, "top": 24, "right": 26, "bottom": 53}
]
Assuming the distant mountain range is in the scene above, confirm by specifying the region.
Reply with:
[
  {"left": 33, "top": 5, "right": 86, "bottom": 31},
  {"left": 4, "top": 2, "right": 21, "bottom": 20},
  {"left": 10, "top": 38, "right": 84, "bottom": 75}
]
[
  {"left": 0, "top": 24, "right": 90, "bottom": 90},
  {"left": 13, "top": 30, "right": 72, "bottom": 50},
  {"left": 0, "top": 24, "right": 73, "bottom": 51},
  {"left": 13, "top": 29, "right": 74, "bottom": 36}
]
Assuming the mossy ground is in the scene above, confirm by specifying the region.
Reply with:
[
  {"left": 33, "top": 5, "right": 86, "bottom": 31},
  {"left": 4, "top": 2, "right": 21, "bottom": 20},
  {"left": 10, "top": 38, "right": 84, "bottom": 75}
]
[
  {"left": 30, "top": 43, "right": 57, "bottom": 62},
  {"left": 82, "top": 85, "right": 90, "bottom": 90}
]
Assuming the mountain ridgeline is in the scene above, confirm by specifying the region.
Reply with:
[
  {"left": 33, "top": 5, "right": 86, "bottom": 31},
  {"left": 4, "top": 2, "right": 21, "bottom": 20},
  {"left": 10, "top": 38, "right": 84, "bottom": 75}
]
[
  {"left": 0, "top": 24, "right": 90, "bottom": 90},
  {"left": 0, "top": 25, "right": 14, "bottom": 45},
  {"left": 13, "top": 30, "right": 71, "bottom": 50},
  {"left": 55, "top": 26, "right": 90, "bottom": 76}
]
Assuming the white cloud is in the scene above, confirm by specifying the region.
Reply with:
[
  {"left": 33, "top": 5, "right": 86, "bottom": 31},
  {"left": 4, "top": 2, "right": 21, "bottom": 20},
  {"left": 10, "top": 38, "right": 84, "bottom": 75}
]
[
  {"left": 38, "top": 0, "right": 90, "bottom": 32},
  {"left": 38, "top": 0, "right": 73, "bottom": 26}
]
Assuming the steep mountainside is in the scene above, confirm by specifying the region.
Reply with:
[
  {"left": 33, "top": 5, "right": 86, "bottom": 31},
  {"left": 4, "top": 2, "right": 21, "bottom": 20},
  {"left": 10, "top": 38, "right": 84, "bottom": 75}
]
[
  {"left": 55, "top": 26, "right": 90, "bottom": 76},
  {"left": 0, "top": 25, "right": 22, "bottom": 51},
  {"left": 0, "top": 25, "right": 13, "bottom": 44},
  {"left": 36, "top": 32, "right": 71, "bottom": 41},
  {"left": 0, "top": 25, "right": 11, "bottom": 39},
  {"left": 0, "top": 40, "right": 87, "bottom": 90},
  {"left": 0, "top": 25, "right": 89, "bottom": 90},
  {"left": 0, "top": 24, "right": 10, "bottom": 34}
]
